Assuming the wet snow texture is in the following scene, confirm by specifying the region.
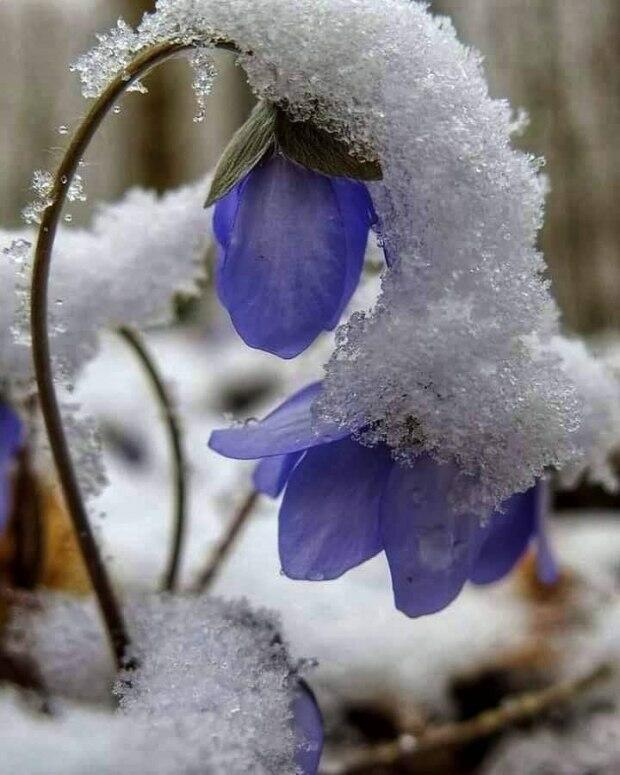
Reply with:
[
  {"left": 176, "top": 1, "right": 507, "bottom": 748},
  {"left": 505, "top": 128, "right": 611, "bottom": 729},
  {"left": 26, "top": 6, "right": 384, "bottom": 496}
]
[
  {"left": 5, "top": 593, "right": 300, "bottom": 774},
  {"left": 74, "top": 0, "right": 587, "bottom": 514}
]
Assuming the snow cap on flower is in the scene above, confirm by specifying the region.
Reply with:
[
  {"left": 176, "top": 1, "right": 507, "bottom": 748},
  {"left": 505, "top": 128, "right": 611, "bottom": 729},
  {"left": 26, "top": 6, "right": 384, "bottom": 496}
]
[{"left": 78, "top": 0, "right": 584, "bottom": 513}]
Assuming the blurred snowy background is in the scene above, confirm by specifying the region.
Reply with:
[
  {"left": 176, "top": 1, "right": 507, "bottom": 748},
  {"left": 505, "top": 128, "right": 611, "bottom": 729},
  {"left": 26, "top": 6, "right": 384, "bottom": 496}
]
[{"left": 2, "top": 1, "right": 620, "bottom": 773}]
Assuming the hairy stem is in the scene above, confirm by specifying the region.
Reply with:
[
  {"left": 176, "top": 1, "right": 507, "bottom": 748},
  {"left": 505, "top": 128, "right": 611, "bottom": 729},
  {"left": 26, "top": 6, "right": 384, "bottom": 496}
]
[
  {"left": 194, "top": 490, "right": 260, "bottom": 592},
  {"left": 117, "top": 326, "right": 187, "bottom": 593},
  {"left": 30, "top": 40, "right": 228, "bottom": 668},
  {"left": 335, "top": 663, "right": 613, "bottom": 773}
]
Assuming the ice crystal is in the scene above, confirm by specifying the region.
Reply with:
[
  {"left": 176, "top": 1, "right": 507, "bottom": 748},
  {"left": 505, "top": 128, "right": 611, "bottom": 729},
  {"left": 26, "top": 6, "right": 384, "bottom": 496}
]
[
  {"left": 32, "top": 170, "right": 54, "bottom": 199},
  {"left": 76, "top": 0, "right": 586, "bottom": 512},
  {"left": 21, "top": 170, "right": 55, "bottom": 225},
  {"left": 72, "top": 19, "right": 146, "bottom": 99},
  {"left": 67, "top": 174, "right": 87, "bottom": 204},
  {"left": 190, "top": 48, "right": 217, "bottom": 123},
  {"left": 0, "top": 237, "right": 33, "bottom": 386}
]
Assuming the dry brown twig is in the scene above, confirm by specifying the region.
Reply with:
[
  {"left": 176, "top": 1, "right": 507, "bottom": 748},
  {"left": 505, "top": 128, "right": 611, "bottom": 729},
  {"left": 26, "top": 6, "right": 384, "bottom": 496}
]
[
  {"left": 329, "top": 662, "right": 614, "bottom": 774},
  {"left": 194, "top": 490, "right": 260, "bottom": 592}
]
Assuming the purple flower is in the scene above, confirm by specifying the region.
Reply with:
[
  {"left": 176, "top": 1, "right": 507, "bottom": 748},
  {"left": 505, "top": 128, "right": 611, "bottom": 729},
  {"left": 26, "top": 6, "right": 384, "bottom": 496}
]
[
  {"left": 292, "top": 680, "right": 323, "bottom": 775},
  {"left": 213, "top": 154, "right": 377, "bottom": 359},
  {"left": 0, "top": 402, "right": 22, "bottom": 531},
  {"left": 209, "top": 383, "right": 558, "bottom": 617}
]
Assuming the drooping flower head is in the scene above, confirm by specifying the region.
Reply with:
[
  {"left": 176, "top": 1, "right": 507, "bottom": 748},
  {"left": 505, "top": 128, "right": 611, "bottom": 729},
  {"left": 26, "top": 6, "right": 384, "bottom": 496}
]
[
  {"left": 210, "top": 384, "right": 557, "bottom": 617},
  {"left": 74, "top": 0, "right": 589, "bottom": 513},
  {"left": 0, "top": 402, "right": 23, "bottom": 531},
  {"left": 208, "top": 100, "right": 382, "bottom": 359},
  {"left": 213, "top": 154, "right": 377, "bottom": 358}
]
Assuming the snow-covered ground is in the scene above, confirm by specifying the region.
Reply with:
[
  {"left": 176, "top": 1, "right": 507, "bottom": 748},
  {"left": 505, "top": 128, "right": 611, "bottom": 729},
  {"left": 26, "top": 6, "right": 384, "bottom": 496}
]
[
  {"left": 0, "top": 321, "right": 618, "bottom": 772},
  {"left": 78, "top": 323, "right": 620, "bottom": 720}
]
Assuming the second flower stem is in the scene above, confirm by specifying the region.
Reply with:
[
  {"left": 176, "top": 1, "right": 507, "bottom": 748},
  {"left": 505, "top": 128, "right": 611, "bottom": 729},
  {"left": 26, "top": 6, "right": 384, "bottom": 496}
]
[{"left": 117, "top": 326, "right": 187, "bottom": 593}]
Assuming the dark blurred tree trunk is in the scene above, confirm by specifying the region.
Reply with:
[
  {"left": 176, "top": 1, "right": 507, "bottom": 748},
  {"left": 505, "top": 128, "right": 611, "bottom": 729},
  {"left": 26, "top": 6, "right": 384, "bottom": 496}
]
[{"left": 432, "top": 0, "right": 620, "bottom": 335}]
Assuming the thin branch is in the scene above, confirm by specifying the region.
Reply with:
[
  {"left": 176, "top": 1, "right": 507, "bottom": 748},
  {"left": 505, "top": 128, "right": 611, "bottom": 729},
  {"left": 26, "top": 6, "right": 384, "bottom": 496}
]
[
  {"left": 30, "top": 39, "right": 230, "bottom": 668},
  {"left": 117, "top": 326, "right": 187, "bottom": 593},
  {"left": 334, "top": 663, "right": 614, "bottom": 774},
  {"left": 194, "top": 490, "right": 260, "bottom": 592}
]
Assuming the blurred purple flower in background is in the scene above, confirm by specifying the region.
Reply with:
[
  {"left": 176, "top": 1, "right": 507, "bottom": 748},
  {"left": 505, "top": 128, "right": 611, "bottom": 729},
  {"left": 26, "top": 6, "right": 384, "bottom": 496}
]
[
  {"left": 0, "top": 402, "right": 22, "bottom": 531},
  {"left": 213, "top": 155, "right": 377, "bottom": 359},
  {"left": 210, "top": 383, "right": 558, "bottom": 617},
  {"left": 293, "top": 680, "right": 324, "bottom": 775}
]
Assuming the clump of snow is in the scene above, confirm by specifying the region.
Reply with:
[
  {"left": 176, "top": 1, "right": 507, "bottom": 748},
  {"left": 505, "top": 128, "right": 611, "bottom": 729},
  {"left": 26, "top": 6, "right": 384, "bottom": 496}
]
[
  {"left": 118, "top": 595, "right": 300, "bottom": 774},
  {"left": 543, "top": 336, "right": 620, "bottom": 492},
  {"left": 5, "top": 592, "right": 305, "bottom": 774},
  {"left": 1, "top": 176, "right": 212, "bottom": 391},
  {"left": 75, "top": 0, "right": 584, "bottom": 513}
]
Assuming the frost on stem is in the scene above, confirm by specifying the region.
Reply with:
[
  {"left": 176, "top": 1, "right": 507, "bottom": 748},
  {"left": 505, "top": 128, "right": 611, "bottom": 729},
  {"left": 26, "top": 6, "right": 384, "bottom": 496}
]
[
  {"left": 22, "top": 170, "right": 86, "bottom": 226},
  {"left": 6, "top": 593, "right": 308, "bottom": 774},
  {"left": 75, "top": 0, "right": 590, "bottom": 513}
]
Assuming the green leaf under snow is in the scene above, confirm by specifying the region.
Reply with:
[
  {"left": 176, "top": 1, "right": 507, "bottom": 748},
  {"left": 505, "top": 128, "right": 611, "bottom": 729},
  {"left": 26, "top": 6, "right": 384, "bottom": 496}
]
[
  {"left": 205, "top": 101, "right": 277, "bottom": 207},
  {"left": 275, "top": 110, "right": 382, "bottom": 181}
]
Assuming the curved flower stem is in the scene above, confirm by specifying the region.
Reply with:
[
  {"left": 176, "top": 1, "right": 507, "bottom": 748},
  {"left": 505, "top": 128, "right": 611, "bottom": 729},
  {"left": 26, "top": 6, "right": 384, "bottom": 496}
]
[
  {"left": 30, "top": 40, "right": 223, "bottom": 668},
  {"left": 194, "top": 489, "right": 260, "bottom": 592},
  {"left": 336, "top": 662, "right": 614, "bottom": 774},
  {"left": 116, "top": 326, "right": 187, "bottom": 593}
]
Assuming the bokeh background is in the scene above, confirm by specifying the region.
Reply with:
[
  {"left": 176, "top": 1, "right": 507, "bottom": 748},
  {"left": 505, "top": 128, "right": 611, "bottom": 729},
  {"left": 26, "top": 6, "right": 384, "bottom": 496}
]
[{"left": 2, "top": 0, "right": 620, "bottom": 335}]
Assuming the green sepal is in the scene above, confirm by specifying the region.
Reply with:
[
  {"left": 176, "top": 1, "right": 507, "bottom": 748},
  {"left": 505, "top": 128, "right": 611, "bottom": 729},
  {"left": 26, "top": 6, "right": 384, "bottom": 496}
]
[
  {"left": 205, "top": 101, "right": 277, "bottom": 207},
  {"left": 205, "top": 100, "right": 382, "bottom": 208},
  {"left": 275, "top": 109, "right": 382, "bottom": 181}
]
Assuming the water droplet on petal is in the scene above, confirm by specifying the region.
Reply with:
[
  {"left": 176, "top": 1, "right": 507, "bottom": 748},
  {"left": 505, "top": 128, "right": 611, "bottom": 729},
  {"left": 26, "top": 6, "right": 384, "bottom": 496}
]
[{"left": 418, "top": 527, "right": 454, "bottom": 571}]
